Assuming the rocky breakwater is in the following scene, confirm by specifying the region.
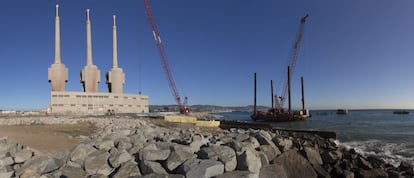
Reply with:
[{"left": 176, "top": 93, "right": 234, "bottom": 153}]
[{"left": 0, "top": 116, "right": 413, "bottom": 178}]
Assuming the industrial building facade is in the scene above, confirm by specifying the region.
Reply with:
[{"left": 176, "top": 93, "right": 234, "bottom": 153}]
[
  {"left": 50, "top": 92, "right": 148, "bottom": 114},
  {"left": 48, "top": 4, "right": 149, "bottom": 114}
]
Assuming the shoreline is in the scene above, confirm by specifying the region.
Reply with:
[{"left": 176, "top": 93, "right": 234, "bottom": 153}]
[{"left": 0, "top": 115, "right": 413, "bottom": 177}]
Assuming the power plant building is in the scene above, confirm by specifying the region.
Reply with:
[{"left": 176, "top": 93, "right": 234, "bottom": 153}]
[{"left": 48, "top": 4, "right": 148, "bottom": 114}]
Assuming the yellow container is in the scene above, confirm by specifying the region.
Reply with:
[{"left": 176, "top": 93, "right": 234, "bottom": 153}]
[
  {"left": 195, "top": 120, "right": 220, "bottom": 127},
  {"left": 164, "top": 115, "right": 197, "bottom": 123}
]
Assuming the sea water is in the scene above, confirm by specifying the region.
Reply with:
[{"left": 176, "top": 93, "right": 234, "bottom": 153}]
[{"left": 215, "top": 110, "right": 414, "bottom": 166}]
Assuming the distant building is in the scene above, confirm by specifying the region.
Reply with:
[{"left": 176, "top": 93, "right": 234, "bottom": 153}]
[{"left": 48, "top": 4, "right": 148, "bottom": 114}]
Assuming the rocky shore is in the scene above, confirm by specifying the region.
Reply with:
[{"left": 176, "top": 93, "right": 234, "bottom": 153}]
[{"left": 0, "top": 116, "right": 413, "bottom": 178}]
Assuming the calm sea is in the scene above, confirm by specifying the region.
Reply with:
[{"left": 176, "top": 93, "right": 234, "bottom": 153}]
[{"left": 215, "top": 110, "right": 414, "bottom": 166}]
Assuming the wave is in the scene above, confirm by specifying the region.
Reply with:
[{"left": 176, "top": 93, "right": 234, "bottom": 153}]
[{"left": 337, "top": 139, "right": 414, "bottom": 167}]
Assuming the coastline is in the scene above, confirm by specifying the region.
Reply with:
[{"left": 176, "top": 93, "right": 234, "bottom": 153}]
[{"left": 0, "top": 115, "right": 412, "bottom": 177}]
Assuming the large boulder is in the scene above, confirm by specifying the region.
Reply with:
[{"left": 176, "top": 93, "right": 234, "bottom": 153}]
[
  {"left": 84, "top": 149, "right": 112, "bottom": 176},
  {"left": 108, "top": 148, "right": 133, "bottom": 168},
  {"left": 273, "top": 137, "right": 293, "bottom": 152},
  {"left": 0, "top": 157, "right": 14, "bottom": 167},
  {"left": 140, "top": 149, "right": 170, "bottom": 162},
  {"left": 95, "top": 139, "right": 114, "bottom": 151},
  {"left": 304, "top": 146, "right": 323, "bottom": 165},
  {"left": 236, "top": 147, "right": 262, "bottom": 174},
  {"left": 111, "top": 160, "right": 141, "bottom": 178},
  {"left": 272, "top": 150, "right": 317, "bottom": 178},
  {"left": 36, "top": 158, "right": 65, "bottom": 174},
  {"left": 177, "top": 158, "right": 224, "bottom": 178},
  {"left": 165, "top": 144, "right": 195, "bottom": 172},
  {"left": 259, "top": 144, "right": 281, "bottom": 162},
  {"left": 14, "top": 149, "right": 33, "bottom": 163},
  {"left": 356, "top": 168, "right": 388, "bottom": 178},
  {"left": 60, "top": 165, "right": 87, "bottom": 178},
  {"left": 215, "top": 171, "right": 257, "bottom": 178},
  {"left": 70, "top": 143, "right": 96, "bottom": 166},
  {"left": 139, "top": 160, "right": 167, "bottom": 175},
  {"left": 259, "top": 164, "right": 288, "bottom": 178},
  {"left": 15, "top": 156, "right": 49, "bottom": 177},
  {"left": 198, "top": 145, "right": 237, "bottom": 172},
  {"left": 140, "top": 173, "right": 185, "bottom": 178},
  {"left": 0, "top": 171, "right": 14, "bottom": 178},
  {"left": 321, "top": 150, "right": 342, "bottom": 164}
]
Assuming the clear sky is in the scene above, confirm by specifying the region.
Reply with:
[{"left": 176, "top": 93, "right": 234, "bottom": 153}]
[{"left": 1, "top": 0, "right": 414, "bottom": 110}]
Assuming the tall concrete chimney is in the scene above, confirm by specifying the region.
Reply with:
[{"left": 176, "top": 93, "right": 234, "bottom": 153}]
[
  {"left": 48, "top": 4, "right": 68, "bottom": 91},
  {"left": 106, "top": 15, "right": 125, "bottom": 93},
  {"left": 81, "top": 9, "right": 100, "bottom": 92}
]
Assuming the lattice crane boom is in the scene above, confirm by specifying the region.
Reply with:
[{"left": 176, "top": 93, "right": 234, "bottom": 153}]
[
  {"left": 143, "top": 0, "right": 189, "bottom": 113},
  {"left": 278, "top": 14, "right": 309, "bottom": 110}
]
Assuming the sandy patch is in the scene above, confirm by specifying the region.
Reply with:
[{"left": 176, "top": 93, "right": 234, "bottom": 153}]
[{"left": 0, "top": 123, "right": 96, "bottom": 155}]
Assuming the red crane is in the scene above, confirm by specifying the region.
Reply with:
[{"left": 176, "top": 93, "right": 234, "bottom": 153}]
[
  {"left": 143, "top": 0, "right": 190, "bottom": 113},
  {"left": 276, "top": 14, "right": 309, "bottom": 111}
]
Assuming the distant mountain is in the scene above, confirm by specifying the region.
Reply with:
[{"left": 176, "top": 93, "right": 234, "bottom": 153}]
[{"left": 149, "top": 104, "right": 269, "bottom": 112}]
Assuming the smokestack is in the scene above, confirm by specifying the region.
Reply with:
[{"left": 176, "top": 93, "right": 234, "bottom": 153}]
[
  {"left": 54, "top": 4, "right": 61, "bottom": 64},
  {"left": 112, "top": 15, "right": 118, "bottom": 68},
  {"left": 86, "top": 9, "right": 93, "bottom": 66},
  {"left": 48, "top": 3, "right": 68, "bottom": 92},
  {"left": 81, "top": 9, "right": 100, "bottom": 92}
]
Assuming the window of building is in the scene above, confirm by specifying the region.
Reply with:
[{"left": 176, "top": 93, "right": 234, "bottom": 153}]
[
  {"left": 70, "top": 104, "right": 76, "bottom": 106},
  {"left": 52, "top": 95, "right": 57, "bottom": 97},
  {"left": 128, "top": 105, "right": 132, "bottom": 107},
  {"left": 88, "top": 95, "right": 92, "bottom": 98},
  {"left": 109, "top": 104, "right": 114, "bottom": 107},
  {"left": 114, "top": 96, "right": 119, "bottom": 99},
  {"left": 58, "top": 104, "right": 64, "bottom": 106},
  {"left": 82, "top": 104, "right": 87, "bottom": 107},
  {"left": 124, "top": 97, "right": 128, "bottom": 99},
  {"left": 132, "top": 97, "right": 136, "bottom": 100},
  {"left": 52, "top": 104, "right": 58, "bottom": 106},
  {"left": 104, "top": 96, "right": 109, "bottom": 98},
  {"left": 64, "top": 95, "right": 70, "bottom": 97},
  {"left": 76, "top": 95, "right": 81, "bottom": 98},
  {"left": 119, "top": 105, "right": 123, "bottom": 107}
]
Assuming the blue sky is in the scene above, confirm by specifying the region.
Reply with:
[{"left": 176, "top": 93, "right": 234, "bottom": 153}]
[{"left": 1, "top": 0, "right": 414, "bottom": 110}]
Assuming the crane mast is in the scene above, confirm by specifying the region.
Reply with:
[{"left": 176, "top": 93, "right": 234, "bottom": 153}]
[
  {"left": 143, "top": 0, "right": 189, "bottom": 113},
  {"left": 277, "top": 14, "right": 309, "bottom": 111}
]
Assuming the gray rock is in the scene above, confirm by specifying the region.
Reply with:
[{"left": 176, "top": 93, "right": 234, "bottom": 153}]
[
  {"left": 84, "top": 149, "right": 112, "bottom": 176},
  {"left": 356, "top": 168, "right": 388, "bottom": 178},
  {"left": 272, "top": 150, "right": 317, "bottom": 178},
  {"left": 313, "top": 164, "right": 331, "bottom": 178},
  {"left": 88, "top": 174, "right": 107, "bottom": 178},
  {"left": 140, "top": 160, "right": 167, "bottom": 175},
  {"left": 14, "top": 149, "right": 33, "bottom": 163},
  {"left": 60, "top": 165, "right": 87, "bottom": 178},
  {"left": 258, "top": 152, "right": 269, "bottom": 166},
  {"left": 178, "top": 158, "right": 224, "bottom": 178},
  {"left": 0, "top": 157, "right": 14, "bottom": 167},
  {"left": 15, "top": 156, "right": 48, "bottom": 177},
  {"left": 259, "top": 144, "right": 281, "bottom": 162},
  {"left": 140, "top": 149, "right": 170, "bottom": 161},
  {"left": 215, "top": 171, "right": 258, "bottom": 178},
  {"left": 322, "top": 150, "right": 342, "bottom": 164},
  {"left": 111, "top": 160, "right": 141, "bottom": 178},
  {"left": 273, "top": 137, "right": 293, "bottom": 152},
  {"left": 246, "top": 137, "right": 261, "bottom": 149},
  {"left": 36, "top": 158, "right": 65, "bottom": 174},
  {"left": 0, "top": 142, "right": 17, "bottom": 157},
  {"left": 399, "top": 161, "right": 414, "bottom": 175},
  {"left": 140, "top": 173, "right": 185, "bottom": 178},
  {"left": 358, "top": 156, "right": 373, "bottom": 169},
  {"left": 343, "top": 170, "right": 355, "bottom": 178},
  {"left": 189, "top": 134, "right": 207, "bottom": 153},
  {"left": 165, "top": 144, "right": 195, "bottom": 172},
  {"left": 0, "top": 171, "right": 14, "bottom": 178},
  {"left": 304, "top": 146, "right": 323, "bottom": 165},
  {"left": 53, "top": 150, "right": 70, "bottom": 163},
  {"left": 70, "top": 143, "right": 96, "bottom": 166},
  {"left": 115, "top": 137, "right": 132, "bottom": 150},
  {"left": 236, "top": 147, "right": 262, "bottom": 174},
  {"left": 198, "top": 145, "right": 237, "bottom": 172},
  {"left": 0, "top": 165, "right": 13, "bottom": 173},
  {"left": 96, "top": 139, "right": 114, "bottom": 151},
  {"left": 259, "top": 164, "right": 287, "bottom": 178},
  {"left": 109, "top": 148, "right": 133, "bottom": 168}
]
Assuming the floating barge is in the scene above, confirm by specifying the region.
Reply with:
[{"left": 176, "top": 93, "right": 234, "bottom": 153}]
[{"left": 251, "top": 66, "right": 310, "bottom": 122}]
